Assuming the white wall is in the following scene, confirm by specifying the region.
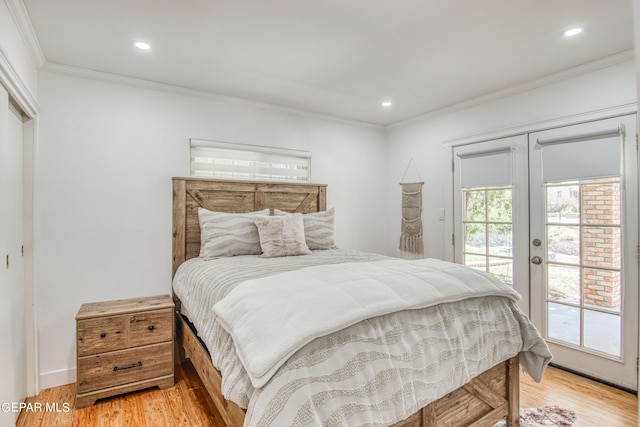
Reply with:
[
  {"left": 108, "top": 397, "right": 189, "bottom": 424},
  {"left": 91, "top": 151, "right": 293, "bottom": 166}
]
[
  {"left": 384, "top": 60, "right": 637, "bottom": 262},
  {"left": 35, "top": 70, "right": 388, "bottom": 387}
]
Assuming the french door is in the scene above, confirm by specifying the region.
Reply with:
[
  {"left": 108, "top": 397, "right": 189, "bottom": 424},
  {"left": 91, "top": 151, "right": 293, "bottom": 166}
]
[
  {"left": 454, "top": 114, "right": 638, "bottom": 390},
  {"left": 529, "top": 115, "right": 638, "bottom": 390},
  {"left": 453, "top": 135, "right": 530, "bottom": 312}
]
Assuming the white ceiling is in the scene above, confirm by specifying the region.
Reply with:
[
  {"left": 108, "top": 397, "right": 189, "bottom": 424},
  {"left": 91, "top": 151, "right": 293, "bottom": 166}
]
[{"left": 22, "top": 0, "right": 635, "bottom": 126}]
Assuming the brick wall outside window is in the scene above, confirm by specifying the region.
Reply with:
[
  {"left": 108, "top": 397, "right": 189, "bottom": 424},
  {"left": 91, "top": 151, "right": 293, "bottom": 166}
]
[{"left": 582, "top": 181, "right": 621, "bottom": 309}]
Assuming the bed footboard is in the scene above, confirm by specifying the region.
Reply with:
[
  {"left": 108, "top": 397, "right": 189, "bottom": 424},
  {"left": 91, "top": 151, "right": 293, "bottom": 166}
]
[
  {"left": 176, "top": 312, "right": 519, "bottom": 427},
  {"left": 391, "top": 356, "right": 519, "bottom": 427}
]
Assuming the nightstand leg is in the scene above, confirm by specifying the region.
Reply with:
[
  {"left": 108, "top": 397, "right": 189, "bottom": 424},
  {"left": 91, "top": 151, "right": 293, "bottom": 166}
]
[
  {"left": 157, "top": 377, "right": 175, "bottom": 389},
  {"left": 75, "top": 396, "right": 96, "bottom": 409}
]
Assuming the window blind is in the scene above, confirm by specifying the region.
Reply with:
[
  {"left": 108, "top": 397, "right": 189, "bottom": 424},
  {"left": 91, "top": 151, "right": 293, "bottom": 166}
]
[
  {"left": 190, "top": 139, "right": 311, "bottom": 182},
  {"left": 457, "top": 147, "right": 513, "bottom": 188},
  {"left": 537, "top": 128, "right": 622, "bottom": 183}
]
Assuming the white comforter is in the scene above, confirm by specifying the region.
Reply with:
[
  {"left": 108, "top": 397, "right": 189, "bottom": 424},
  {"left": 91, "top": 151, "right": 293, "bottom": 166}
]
[
  {"left": 213, "top": 258, "right": 522, "bottom": 388},
  {"left": 173, "top": 250, "right": 551, "bottom": 427}
]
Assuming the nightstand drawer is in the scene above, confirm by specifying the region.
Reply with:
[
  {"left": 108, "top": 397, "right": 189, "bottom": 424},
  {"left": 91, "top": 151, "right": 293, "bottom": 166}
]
[
  {"left": 77, "top": 341, "right": 173, "bottom": 394},
  {"left": 77, "top": 315, "right": 128, "bottom": 356},
  {"left": 129, "top": 309, "right": 172, "bottom": 347}
]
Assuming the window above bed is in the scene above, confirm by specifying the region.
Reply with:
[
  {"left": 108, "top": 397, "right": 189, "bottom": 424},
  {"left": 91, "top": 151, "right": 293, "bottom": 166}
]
[{"left": 190, "top": 138, "right": 312, "bottom": 183}]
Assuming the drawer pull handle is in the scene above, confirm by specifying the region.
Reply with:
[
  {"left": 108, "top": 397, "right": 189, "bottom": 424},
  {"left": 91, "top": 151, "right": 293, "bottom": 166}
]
[
  {"left": 148, "top": 325, "right": 154, "bottom": 331},
  {"left": 113, "top": 361, "right": 143, "bottom": 372},
  {"left": 100, "top": 333, "right": 106, "bottom": 338}
]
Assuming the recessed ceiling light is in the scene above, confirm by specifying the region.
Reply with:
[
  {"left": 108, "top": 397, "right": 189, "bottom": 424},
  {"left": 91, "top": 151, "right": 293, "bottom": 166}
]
[
  {"left": 381, "top": 101, "right": 393, "bottom": 107},
  {"left": 133, "top": 41, "right": 151, "bottom": 50},
  {"left": 563, "top": 27, "right": 583, "bottom": 37}
]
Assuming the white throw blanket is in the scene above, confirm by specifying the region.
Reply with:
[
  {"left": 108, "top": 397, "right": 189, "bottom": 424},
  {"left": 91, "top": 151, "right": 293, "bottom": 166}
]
[{"left": 212, "top": 258, "right": 522, "bottom": 388}]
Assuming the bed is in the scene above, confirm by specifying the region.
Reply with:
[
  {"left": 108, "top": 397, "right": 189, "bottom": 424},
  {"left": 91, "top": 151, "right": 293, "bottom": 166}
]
[{"left": 171, "top": 177, "right": 551, "bottom": 427}]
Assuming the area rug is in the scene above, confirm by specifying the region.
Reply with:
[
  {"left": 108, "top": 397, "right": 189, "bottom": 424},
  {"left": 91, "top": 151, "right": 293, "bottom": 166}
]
[{"left": 494, "top": 406, "right": 576, "bottom": 426}]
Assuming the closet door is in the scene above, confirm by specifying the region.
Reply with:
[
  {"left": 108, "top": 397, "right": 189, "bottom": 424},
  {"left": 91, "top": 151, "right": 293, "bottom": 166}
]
[
  {"left": 529, "top": 114, "right": 638, "bottom": 390},
  {"left": 0, "top": 85, "right": 26, "bottom": 425}
]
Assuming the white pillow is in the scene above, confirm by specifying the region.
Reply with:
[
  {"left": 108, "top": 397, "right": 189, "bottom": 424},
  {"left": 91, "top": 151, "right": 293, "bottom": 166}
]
[
  {"left": 274, "top": 208, "right": 337, "bottom": 250},
  {"left": 254, "top": 213, "right": 311, "bottom": 258},
  {"left": 198, "top": 208, "right": 270, "bottom": 260}
]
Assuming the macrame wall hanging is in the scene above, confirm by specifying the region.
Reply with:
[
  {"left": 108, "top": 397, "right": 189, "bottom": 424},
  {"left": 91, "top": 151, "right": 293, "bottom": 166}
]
[{"left": 399, "top": 158, "right": 424, "bottom": 259}]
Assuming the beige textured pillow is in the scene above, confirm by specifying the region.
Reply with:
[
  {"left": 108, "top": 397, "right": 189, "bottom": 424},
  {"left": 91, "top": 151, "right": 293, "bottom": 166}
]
[
  {"left": 198, "top": 208, "right": 270, "bottom": 260},
  {"left": 274, "top": 208, "right": 337, "bottom": 250},
  {"left": 254, "top": 213, "right": 311, "bottom": 258}
]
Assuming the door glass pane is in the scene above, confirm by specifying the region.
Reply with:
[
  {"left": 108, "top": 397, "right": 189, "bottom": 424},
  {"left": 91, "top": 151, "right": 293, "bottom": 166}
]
[
  {"left": 465, "top": 191, "right": 485, "bottom": 221},
  {"left": 582, "top": 181, "right": 620, "bottom": 225},
  {"left": 547, "top": 225, "right": 580, "bottom": 264},
  {"left": 584, "top": 310, "right": 621, "bottom": 357},
  {"left": 487, "top": 189, "right": 512, "bottom": 222},
  {"left": 548, "top": 302, "right": 580, "bottom": 346},
  {"left": 583, "top": 227, "right": 621, "bottom": 269},
  {"left": 583, "top": 268, "right": 621, "bottom": 313},
  {"left": 548, "top": 264, "right": 580, "bottom": 304},
  {"left": 488, "top": 257, "right": 512, "bottom": 285},
  {"left": 464, "top": 254, "right": 486, "bottom": 271},
  {"left": 546, "top": 184, "right": 579, "bottom": 224},
  {"left": 488, "top": 224, "right": 511, "bottom": 256},
  {"left": 465, "top": 223, "right": 485, "bottom": 254}
]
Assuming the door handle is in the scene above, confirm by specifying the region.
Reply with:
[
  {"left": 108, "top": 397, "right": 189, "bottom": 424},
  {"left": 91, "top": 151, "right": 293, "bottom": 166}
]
[{"left": 531, "top": 256, "right": 542, "bottom": 265}]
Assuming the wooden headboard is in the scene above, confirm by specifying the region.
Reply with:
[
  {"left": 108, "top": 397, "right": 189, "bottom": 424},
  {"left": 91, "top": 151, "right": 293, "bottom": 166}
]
[{"left": 172, "top": 177, "right": 327, "bottom": 276}]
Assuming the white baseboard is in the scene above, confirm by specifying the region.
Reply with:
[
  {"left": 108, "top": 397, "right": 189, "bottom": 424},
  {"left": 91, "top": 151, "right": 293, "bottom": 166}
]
[{"left": 39, "top": 367, "right": 75, "bottom": 391}]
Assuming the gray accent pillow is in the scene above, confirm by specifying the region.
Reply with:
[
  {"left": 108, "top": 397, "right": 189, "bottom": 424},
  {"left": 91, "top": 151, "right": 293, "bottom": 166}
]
[
  {"left": 198, "top": 208, "right": 270, "bottom": 260},
  {"left": 274, "top": 208, "right": 337, "bottom": 250},
  {"left": 254, "top": 213, "right": 311, "bottom": 258}
]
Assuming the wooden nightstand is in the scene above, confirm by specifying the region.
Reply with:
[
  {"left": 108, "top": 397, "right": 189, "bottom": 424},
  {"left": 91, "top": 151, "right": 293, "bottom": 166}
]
[{"left": 75, "top": 294, "right": 175, "bottom": 408}]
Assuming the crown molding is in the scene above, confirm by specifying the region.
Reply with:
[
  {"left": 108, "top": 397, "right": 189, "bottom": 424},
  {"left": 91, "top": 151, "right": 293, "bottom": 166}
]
[
  {"left": 442, "top": 103, "right": 637, "bottom": 148},
  {"left": 39, "top": 47, "right": 635, "bottom": 132},
  {"left": 387, "top": 49, "right": 635, "bottom": 130},
  {"left": 0, "top": 46, "right": 39, "bottom": 116},
  {"left": 42, "top": 62, "right": 384, "bottom": 130},
  {"left": 4, "top": 0, "right": 45, "bottom": 68}
]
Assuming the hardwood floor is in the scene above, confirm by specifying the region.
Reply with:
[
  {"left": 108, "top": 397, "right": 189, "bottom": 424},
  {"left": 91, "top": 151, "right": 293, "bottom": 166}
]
[
  {"left": 16, "top": 361, "right": 224, "bottom": 427},
  {"left": 17, "top": 361, "right": 638, "bottom": 426},
  {"left": 520, "top": 365, "right": 637, "bottom": 427}
]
